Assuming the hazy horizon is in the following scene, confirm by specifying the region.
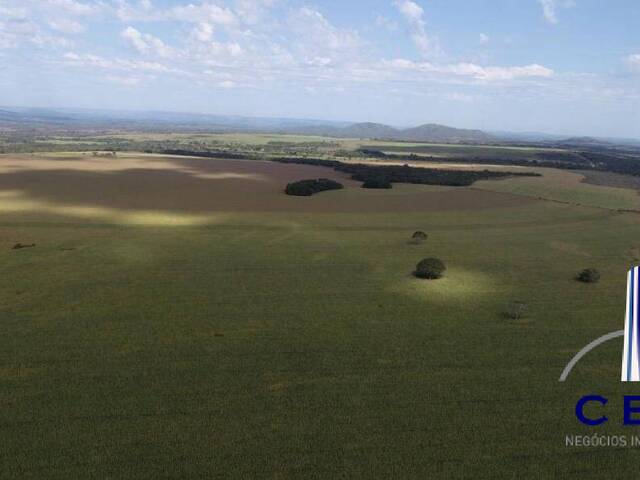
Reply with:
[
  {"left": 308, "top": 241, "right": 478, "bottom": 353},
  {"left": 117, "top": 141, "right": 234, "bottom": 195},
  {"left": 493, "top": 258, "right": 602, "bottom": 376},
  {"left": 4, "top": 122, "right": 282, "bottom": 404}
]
[
  {"left": 2, "top": 0, "right": 640, "bottom": 137},
  {"left": 5, "top": 103, "right": 640, "bottom": 141}
]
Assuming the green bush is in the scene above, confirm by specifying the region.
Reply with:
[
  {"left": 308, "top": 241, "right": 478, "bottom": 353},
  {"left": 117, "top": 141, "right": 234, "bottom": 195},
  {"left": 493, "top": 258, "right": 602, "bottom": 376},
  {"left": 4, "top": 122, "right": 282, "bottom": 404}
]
[
  {"left": 410, "top": 231, "right": 428, "bottom": 244},
  {"left": 576, "top": 268, "right": 601, "bottom": 283},
  {"left": 414, "top": 257, "right": 446, "bottom": 279}
]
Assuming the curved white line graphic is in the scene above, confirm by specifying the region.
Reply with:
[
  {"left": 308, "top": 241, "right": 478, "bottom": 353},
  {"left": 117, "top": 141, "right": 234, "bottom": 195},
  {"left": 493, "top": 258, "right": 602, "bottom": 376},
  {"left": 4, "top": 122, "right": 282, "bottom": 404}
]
[{"left": 559, "top": 330, "right": 624, "bottom": 382}]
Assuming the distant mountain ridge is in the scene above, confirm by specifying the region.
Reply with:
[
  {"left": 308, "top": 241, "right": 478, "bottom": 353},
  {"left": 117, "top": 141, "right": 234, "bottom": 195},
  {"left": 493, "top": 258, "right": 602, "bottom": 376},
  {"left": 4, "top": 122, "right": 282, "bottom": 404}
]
[
  {"left": 556, "top": 136, "right": 613, "bottom": 147},
  {"left": 289, "top": 122, "right": 494, "bottom": 143},
  {"left": 397, "top": 123, "right": 492, "bottom": 143},
  {"left": 0, "top": 107, "right": 496, "bottom": 143},
  {"left": 1, "top": 106, "right": 638, "bottom": 146}
]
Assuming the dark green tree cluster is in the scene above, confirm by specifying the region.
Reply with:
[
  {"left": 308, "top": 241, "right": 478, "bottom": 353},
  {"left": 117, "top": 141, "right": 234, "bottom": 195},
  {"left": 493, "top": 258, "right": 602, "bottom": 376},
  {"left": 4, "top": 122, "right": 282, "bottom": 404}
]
[
  {"left": 345, "top": 164, "right": 534, "bottom": 187},
  {"left": 285, "top": 178, "right": 344, "bottom": 196},
  {"left": 271, "top": 157, "right": 538, "bottom": 188},
  {"left": 414, "top": 258, "right": 446, "bottom": 279},
  {"left": 361, "top": 177, "right": 392, "bottom": 189}
]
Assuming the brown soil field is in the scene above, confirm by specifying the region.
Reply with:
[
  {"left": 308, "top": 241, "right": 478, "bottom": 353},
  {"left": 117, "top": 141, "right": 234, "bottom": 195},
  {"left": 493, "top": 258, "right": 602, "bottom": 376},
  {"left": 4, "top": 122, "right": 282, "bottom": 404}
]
[{"left": 0, "top": 153, "right": 535, "bottom": 214}]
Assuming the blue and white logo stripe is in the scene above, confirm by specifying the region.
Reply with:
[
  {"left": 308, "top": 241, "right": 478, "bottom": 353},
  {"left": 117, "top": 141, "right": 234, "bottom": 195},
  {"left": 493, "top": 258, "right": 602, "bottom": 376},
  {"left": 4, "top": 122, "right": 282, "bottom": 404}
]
[{"left": 622, "top": 266, "right": 640, "bottom": 382}]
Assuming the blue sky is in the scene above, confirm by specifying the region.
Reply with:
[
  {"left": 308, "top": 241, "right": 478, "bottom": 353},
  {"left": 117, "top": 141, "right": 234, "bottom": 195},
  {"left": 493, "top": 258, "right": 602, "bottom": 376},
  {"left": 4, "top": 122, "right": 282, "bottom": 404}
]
[{"left": 1, "top": 0, "right": 639, "bottom": 137}]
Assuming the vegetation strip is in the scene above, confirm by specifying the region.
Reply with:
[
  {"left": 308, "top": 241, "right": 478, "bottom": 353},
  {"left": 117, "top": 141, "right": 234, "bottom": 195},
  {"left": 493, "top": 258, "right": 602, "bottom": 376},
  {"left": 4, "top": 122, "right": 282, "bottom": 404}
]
[{"left": 162, "top": 150, "right": 539, "bottom": 187}]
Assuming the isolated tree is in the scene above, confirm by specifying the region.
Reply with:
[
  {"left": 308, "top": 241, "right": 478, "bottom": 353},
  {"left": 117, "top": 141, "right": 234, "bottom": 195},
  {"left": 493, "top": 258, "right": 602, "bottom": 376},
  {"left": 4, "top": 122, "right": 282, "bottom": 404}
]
[
  {"left": 410, "top": 231, "right": 428, "bottom": 244},
  {"left": 414, "top": 258, "right": 446, "bottom": 279},
  {"left": 577, "top": 268, "right": 601, "bottom": 283},
  {"left": 505, "top": 301, "right": 528, "bottom": 320}
]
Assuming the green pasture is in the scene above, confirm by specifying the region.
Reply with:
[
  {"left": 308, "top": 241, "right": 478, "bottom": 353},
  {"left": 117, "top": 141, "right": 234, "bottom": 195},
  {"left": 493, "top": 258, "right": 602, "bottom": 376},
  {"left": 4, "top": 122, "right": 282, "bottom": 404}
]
[
  {"left": 361, "top": 142, "right": 571, "bottom": 160},
  {"left": 2, "top": 186, "right": 640, "bottom": 477},
  {"left": 476, "top": 167, "right": 640, "bottom": 211}
]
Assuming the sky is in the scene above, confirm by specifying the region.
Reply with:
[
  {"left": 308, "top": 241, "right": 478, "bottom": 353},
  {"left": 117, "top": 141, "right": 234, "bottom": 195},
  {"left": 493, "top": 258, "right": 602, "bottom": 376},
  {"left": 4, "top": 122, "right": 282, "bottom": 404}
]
[{"left": 1, "top": 0, "right": 640, "bottom": 137}]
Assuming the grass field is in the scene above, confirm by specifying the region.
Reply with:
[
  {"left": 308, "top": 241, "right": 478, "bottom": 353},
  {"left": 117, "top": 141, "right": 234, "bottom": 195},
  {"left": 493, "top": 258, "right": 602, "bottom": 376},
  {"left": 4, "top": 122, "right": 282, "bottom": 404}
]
[
  {"left": 360, "top": 142, "right": 569, "bottom": 160},
  {"left": 2, "top": 152, "right": 640, "bottom": 478},
  {"left": 476, "top": 167, "right": 640, "bottom": 211}
]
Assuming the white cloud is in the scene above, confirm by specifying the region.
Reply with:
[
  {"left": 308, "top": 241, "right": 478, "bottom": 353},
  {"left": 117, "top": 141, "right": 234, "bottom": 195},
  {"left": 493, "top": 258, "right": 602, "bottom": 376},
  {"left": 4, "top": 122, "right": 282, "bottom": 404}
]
[
  {"left": 233, "top": 0, "right": 277, "bottom": 24},
  {"left": 114, "top": 0, "right": 155, "bottom": 21},
  {"left": 197, "top": 40, "right": 244, "bottom": 60},
  {"left": 169, "top": 3, "right": 236, "bottom": 25},
  {"left": 62, "top": 51, "right": 178, "bottom": 74},
  {"left": 48, "top": 19, "right": 86, "bottom": 34},
  {"left": 114, "top": 0, "right": 237, "bottom": 25},
  {"left": 121, "top": 26, "right": 174, "bottom": 57},
  {"left": 0, "top": 16, "right": 72, "bottom": 49},
  {"left": 393, "top": 0, "right": 438, "bottom": 58},
  {"left": 538, "top": 0, "right": 575, "bottom": 24},
  {"left": 191, "top": 23, "right": 214, "bottom": 42},
  {"left": 627, "top": 54, "right": 640, "bottom": 72},
  {"left": 386, "top": 58, "right": 554, "bottom": 81},
  {"left": 121, "top": 26, "right": 147, "bottom": 52},
  {"left": 30, "top": 34, "right": 73, "bottom": 48},
  {"left": 288, "top": 6, "right": 363, "bottom": 65},
  {"left": 1, "top": 1, "right": 560, "bottom": 103},
  {"left": 375, "top": 14, "right": 398, "bottom": 31},
  {"left": 0, "top": 6, "right": 27, "bottom": 19},
  {"left": 539, "top": 0, "right": 558, "bottom": 23},
  {"left": 43, "top": 0, "right": 99, "bottom": 16}
]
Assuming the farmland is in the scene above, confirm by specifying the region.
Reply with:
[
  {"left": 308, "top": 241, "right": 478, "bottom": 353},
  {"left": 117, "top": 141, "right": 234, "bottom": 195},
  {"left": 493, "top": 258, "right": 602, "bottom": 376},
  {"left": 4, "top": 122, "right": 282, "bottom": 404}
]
[{"left": 2, "top": 147, "right": 640, "bottom": 478}]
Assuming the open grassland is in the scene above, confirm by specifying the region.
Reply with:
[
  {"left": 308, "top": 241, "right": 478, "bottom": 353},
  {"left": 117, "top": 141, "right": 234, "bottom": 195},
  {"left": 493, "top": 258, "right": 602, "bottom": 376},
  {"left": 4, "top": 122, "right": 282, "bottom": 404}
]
[
  {"left": 476, "top": 167, "right": 640, "bottom": 211},
  {"left": 332, "top": 153, "right": 640, "bottom": 212},
  {"left": 2, "top": 153, "right": 640, "bottom": 478},
  {"left": 110, "top": 132, "right": 344, "bottom": 145},
  {"left": 360, "top": 142, "right": 568, "bottom": 160}
]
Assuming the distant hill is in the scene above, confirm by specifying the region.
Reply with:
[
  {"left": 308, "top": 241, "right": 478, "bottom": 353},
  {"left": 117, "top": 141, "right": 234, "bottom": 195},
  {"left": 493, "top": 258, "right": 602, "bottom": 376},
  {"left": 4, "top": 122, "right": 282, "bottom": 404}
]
[
  {"left": 396, "top": 123, "right": 492, "bottom": 143},
  {"left": 0, "top": 106, "right": 498, "bottom": 143},
  {"left": 556, "top": 136, "right": 613, "bottom": 147},
  {"left": 0, "top": 107, "right": 350, "bottom": 133},
  {"left": 7, "top": 106, "right": 637, "bottom": 147},
  {"left": 289, "top": 122, "right": 494, "bottom": 143},
  {"left": 0, "top": 109, "right": 21, "bottom": 120},
  {"left": 340, "top": 122, "right": 399, "bottom": 139}
]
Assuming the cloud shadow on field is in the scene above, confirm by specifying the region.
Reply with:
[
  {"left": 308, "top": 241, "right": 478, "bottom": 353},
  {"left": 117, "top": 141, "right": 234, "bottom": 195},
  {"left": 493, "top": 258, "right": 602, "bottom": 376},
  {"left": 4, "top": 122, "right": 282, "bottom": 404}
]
[{"left": 0, "top": 155, "right": 535, "bottom": 223}]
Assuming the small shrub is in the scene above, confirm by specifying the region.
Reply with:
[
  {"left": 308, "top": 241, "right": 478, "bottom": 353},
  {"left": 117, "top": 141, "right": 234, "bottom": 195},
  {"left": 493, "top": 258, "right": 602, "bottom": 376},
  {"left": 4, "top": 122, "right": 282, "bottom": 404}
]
[
  {"left": 576, "top": 268, "right": 601, "bottom": 283},
  {"left": 410, "top": 231, "right": 428, "bottom": 244},
  {"left": 414, "top": 257, "right": 446, "bottom": 279},
  {"left": 505, "top": 301, "right": 528, "bottom": 320}
]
